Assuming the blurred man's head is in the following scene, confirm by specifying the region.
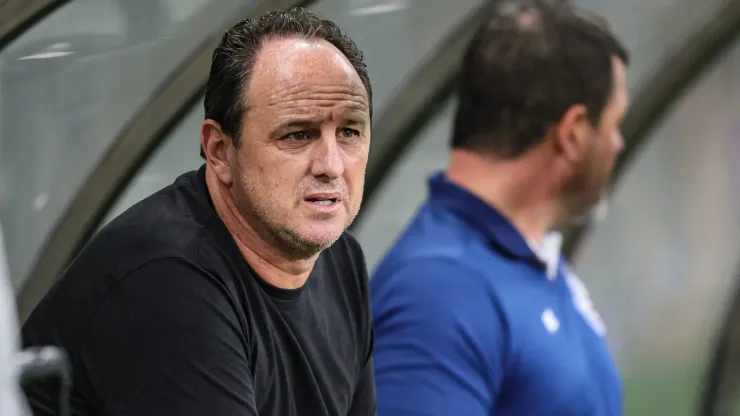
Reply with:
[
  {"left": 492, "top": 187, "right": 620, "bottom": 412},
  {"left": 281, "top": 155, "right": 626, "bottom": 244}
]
[
  {"left": 200, "top": 9, "right": 372, "bottom": 259},
  {"left": 451, "top": 0, "right": 629, "bottom": 227}
]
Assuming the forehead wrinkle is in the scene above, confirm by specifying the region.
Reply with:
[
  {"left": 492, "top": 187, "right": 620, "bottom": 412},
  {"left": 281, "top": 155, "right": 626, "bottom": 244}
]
[
  {"left": 273, "top": 98, "right": 370, "bottom": 122},
  {"left": 266, "top": 84, "right": 366, "bottom": 103},
  {"left": 274, "top": 105, "right": 368, "bottom": 119},
  {"left": 264, "top": 86, "right": 368, "bottom": 114},
  {"left": 270, "top": 95, "right": 368, "bottom": 110},
  {"left": 274, "top": 103, "right": 369, "bottom": 121}
]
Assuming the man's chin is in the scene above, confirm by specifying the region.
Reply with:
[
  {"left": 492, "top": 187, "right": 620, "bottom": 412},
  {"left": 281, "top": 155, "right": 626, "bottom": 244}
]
[{"left": 295, "top": 223, "right": 346, "bottom": 249}]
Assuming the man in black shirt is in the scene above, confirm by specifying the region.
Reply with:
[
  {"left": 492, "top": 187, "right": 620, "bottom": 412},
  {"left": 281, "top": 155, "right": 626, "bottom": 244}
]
[{"left": 21, "top": 8, "right": 376, "bottom": 416}]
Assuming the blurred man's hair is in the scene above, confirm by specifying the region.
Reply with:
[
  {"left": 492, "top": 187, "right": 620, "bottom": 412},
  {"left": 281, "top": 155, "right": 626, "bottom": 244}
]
[
  {"left": 451, "top": 0, "right": 629, "bottom": 157},
  {"left": 201, "top": 8, "right": 372, "bottom": 158}
]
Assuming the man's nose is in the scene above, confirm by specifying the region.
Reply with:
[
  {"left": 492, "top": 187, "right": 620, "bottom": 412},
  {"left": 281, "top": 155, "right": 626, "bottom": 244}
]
[{"left": 310, "top": 133, "right": 344, "bottom": 180}]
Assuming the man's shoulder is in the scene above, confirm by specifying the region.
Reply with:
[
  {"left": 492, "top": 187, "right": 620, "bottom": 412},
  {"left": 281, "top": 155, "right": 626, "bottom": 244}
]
[
  {"left": 22, "top": 169, "right": 237, "bottom": 342},
  {"left": 369, "top": 205, "right": 513, "bottom": 313},
  {"left": 368, "top": 211, "right": 506, "bottom": 317},
  {"left": 371, "top": 231, "right": 484, "bottom": 289},
  {"left": 371, "top": 254, "right": 495, "bottom": 302},
  {"left": 22, "top": 256, "right": 238, "bottom": 357},
  {"left": 89, "top": 169, "right": 222, "bottom": 274},
  {"left": 375, "top": 201, "right": 485, "bottom": 268},
  {"left": 371, "top": 197, "right": 534, "bottom": 286}
]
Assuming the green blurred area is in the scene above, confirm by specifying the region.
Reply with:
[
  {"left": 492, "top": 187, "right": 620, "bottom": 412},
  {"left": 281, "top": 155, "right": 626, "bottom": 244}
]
[{"left": 622, "top": 362, "right": 704, "bottom": 416}]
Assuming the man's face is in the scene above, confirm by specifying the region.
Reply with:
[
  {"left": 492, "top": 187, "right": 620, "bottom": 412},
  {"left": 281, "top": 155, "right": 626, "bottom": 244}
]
[
  {"left": 230, "top": 37, "right": 370, "bottom": 258},
  {"left": 566, "top": 57, "right": 628, "bottom": 221}
]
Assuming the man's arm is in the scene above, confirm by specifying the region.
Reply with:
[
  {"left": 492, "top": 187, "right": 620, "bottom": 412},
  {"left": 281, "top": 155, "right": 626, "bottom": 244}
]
[
  {"left": 371, "top": 259, "right": 507, "bottom": 416},
  {"left": 81, "top": 258, "right": 257, "bottom": 416}
]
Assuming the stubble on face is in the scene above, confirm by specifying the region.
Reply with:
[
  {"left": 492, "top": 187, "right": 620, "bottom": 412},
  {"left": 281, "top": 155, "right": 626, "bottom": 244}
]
[
  {"left": 230, "top": 37, "right": 370, "bottom": 260},
  {"left": 563, "top": 57, "right": 628, "bottom": 226}
]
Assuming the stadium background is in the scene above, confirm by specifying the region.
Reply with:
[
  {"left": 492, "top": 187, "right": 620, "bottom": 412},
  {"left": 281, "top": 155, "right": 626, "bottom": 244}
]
[{"left": 1, "top": 0, "right": 740, "bottom": 414}]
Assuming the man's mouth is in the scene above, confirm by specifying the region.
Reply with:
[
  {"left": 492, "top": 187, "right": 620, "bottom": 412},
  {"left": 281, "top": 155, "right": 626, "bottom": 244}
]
[
  {"left": 303, "top": 192, "right": 343, "bottom": 210},
  {"left": 305, "top": 198, "right": 337, "bottom": 206}
]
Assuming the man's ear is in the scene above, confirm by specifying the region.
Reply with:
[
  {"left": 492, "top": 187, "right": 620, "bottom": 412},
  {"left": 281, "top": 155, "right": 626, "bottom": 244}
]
[
  {"left": 552, "top": 104, "right": 592, "bottom": 164},
  {"left": 201, "top": 119, "right": 234, "bottom": 186}
]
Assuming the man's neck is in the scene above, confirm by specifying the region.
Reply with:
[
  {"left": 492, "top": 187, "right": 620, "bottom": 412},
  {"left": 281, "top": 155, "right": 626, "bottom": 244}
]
[
  {"left": 445, "top": 149, "right": 561, "bottom": 246},
  {"left": 205, "top": 167, "right": 316, "bottom": 289}
]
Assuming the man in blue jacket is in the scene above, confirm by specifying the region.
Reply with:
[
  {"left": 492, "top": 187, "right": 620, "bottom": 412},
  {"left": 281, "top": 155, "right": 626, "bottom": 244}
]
[{"left": 370, "top": 1, "right": 630, "bottom": 415}]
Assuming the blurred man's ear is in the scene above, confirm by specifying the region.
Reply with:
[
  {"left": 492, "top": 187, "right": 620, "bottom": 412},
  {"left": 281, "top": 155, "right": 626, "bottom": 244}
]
[{"left": 552, "top": 104, "right": 591, "bottom": 165}]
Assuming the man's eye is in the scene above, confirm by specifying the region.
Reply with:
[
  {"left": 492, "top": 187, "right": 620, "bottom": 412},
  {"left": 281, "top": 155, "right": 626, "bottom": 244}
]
[
  {"left": 340, "top": 128, "right": 360, "bottom": 139},
  {"left": 283, "top": 131, "right": 310, "bottom": 141}
]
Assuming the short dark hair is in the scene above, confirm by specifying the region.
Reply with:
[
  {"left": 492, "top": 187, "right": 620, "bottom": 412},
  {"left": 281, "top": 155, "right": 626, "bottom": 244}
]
[
  {"left": 451, "top": 0, "right": 629, "bottom": 157},
  {"left": 201, "top": 8, "right": 372, "bottom": 158}
]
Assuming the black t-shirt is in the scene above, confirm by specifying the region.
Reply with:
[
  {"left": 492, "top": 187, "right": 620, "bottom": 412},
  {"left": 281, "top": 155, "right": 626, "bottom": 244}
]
[{"left": 21, "top": 166, "right": 376, "bottom": 416}]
